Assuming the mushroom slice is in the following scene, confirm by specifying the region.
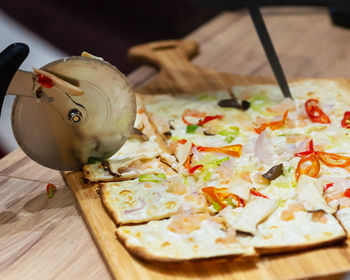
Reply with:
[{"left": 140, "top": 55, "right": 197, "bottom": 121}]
[
  {"left": 296, "top": 175, "right": 336, "bottom": 214},
  {"left": 175, "top": 140, "right": 193, "bottom": 166},
  {"left": 129, "top": 127, "right": 149, "bottom": 141},
  {"left": 234, "top": 198, "right": 278, "bottom": 235}
]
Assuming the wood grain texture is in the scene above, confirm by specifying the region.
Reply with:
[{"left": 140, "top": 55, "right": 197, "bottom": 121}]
[
  {"left": 66, "top": 171, "right": 350, "bottom": 280},
  {"left": 0, "top": 149, "right": 66, "bottom": 186},
  {"left": 2, "top": 6, "right": 350, "bottom": 280},
  {"left": 0, "top": 176, "right": 109, "bottom": 280}
]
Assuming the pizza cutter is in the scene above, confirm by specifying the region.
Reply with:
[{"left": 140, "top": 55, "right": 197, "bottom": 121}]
[{"left": 0, "top": 43, "right": 136, "bottom": 171}]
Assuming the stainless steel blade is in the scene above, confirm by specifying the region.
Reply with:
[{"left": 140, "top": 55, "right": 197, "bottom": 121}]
[
  {"left": 248, "top": 4, "right": 293, "bottom": 99},
  {"left": 12, "top": 57, "right": 136, "bottom": 170}
]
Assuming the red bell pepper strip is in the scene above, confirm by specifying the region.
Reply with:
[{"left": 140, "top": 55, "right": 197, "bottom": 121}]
[
  {"left": 177, "top": 139, "right": 188, "bottom": 144},
  {"left": 46, "top": 183, "right": 57, "bottom": 199},
  {"left": 250, "top": 188, "right": 269, "bottom": 199},
  {"left": 295, "top": 139, "right": 315, "bottom": 157},
  {"left": 323, "top": 183, "right": 334, "bottom": 193},
  {"left": 197, "top": 115, "right": 223, "bottom": 126},
  {"left": 305, "top": 99, "right": 331, "bottom": 124},
  {"left": 38, "top": 74, "right": 54, "bottom": 89},
  {"left": 227, "top": 193, "right": 246, "bottom": 207},
  {"left": 316, "top": 151, "right": 350, "bottom": 168},
  {"left": 184, "top": 154, "right": 193, "bottom": 170},
  {"left": 202, "top": 187, "right": 246, "bottom": 209},
  {"left": 341, "top": 111, "right": 350, "bottom": 129},
  {"left": 188, "top": 164, "right": 203, "bottom": 174},
  {"left": 197, "top": 144, "right": 242, "bottom": 157},
  {"left": 295, "top": 153, "right": 320, "bottom": 180},
  {"left": 202, "top": 187, "right": 227, "bottom": 209},
  {"left": 182, "top": 109, "right": 206, "bottom": 125},
  {"left": 344, "top": 188, "right": 350, "bottom": 198},
  {"left": 255, "top": 111, "right": 288, "bottom": 134}
]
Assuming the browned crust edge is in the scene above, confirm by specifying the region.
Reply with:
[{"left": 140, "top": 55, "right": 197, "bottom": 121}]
[
  {"left": 115, "top": 228, "right": 245, "bottom": 263},
  {"left": 100, "top": 184, "right": 123, "bottom": 226},
  {"left": 255, "top": 234, "right": 347, "bottom": 255}
]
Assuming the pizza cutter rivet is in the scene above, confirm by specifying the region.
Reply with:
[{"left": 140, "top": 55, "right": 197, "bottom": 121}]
[{"left": 68, "top": 109, "right": 82, "bottom": 124}]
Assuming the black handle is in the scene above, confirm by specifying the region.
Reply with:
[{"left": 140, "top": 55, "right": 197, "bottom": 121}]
[{"left": 0, "top": 43, "right": 29, "bottom": 117}]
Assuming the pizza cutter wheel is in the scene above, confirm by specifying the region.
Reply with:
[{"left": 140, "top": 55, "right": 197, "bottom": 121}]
[{"left": 0, "top": 43, "right": 136, "bottom": 171}]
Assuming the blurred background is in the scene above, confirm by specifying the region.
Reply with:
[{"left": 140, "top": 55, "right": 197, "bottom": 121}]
[
  {"left": 0, "top": 0, "right": 349, "bottom": 158},
  {"left": 0, "top": 0, "right": 219, "bottom": 158}
]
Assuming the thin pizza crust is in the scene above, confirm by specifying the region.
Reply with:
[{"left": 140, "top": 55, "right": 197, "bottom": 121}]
[
  {"left": 90, "top": 79, "right": 350, "bottom": 261},
  {"left": 100, "top": 177, "right": 207, "bottom": 224},
  {"left": 116, "top": 214, "right": 247, "bottom": 262}
]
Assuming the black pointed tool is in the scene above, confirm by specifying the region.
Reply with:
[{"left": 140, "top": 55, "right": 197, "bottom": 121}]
[{"left": 248, "top": 4, "right": 293, "bottom": 99}]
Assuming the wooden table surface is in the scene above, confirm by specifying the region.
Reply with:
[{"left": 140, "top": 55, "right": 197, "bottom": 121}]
[{"left": 2, "top": 7, "right": 350, "bottom": 280}]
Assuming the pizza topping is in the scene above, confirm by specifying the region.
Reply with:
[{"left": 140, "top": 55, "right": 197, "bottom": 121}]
[
  {"left": 250, "top": 188, "right": 269, "bottom": 199},
  {"left": 316, "top": 151, "right": 350, "bottom": 167},
  {"left": 266, "top": 98, "right": 296, "bottom": 114},
  {"left": 201, "top": 187, "right": 245, "bottom": 211},
  {"left": 281, "top": 203, "right": 305, "bottom": 221},
  {"left": 88, "top": 157, "right": 102, "bottom": 164},
  {"left": 305, "top": 99, "right": 331, "bottom": 124},
  {"left": 311, "top": 211, "right": 328, "bottom": 224},
  {"left": 175, "top": 140, "right": 193, "bottom": 166},
  {"left": 341, "top": 111, "right": 350, "bottom": 128},
  {"left": 166, "top": 175, "right": 187, "bottom": 194},
  {"left": 295, "top": 154, "right": 320, "bottom": 180},
  {"left": 323, "top": 183, "right": 334, "bottom": 193},
  {"left": 217, "top": 98, "right": 241, "bottom": 109},
  {"left": 241, "top": 100, "right": 250, "bottom": 111},
  {"left": 255, "top": 110, "right": 288, "bottom": 134},
  {"left": 203, "top": 130, "right": 216, "bottom": 136},
  {"left": 233, "top": 198, "right": 277, "bottom": 235},
  {"left": 217, "top": 127, "right": 240, "bottom": 143},
  {"left": 167, "top": 213, "right": 209, "bottom": 234},
  {"left": 188, "top": 165, "right": 204, "bottom": 174},
  {"left": 46, "top": 183, "right": 57, "bottom": 199},
  {"left": 296, "top": 175, "right": 336, "bottom": 214},
  {"left": 186, "top": 124, "right": 200, "bottom": 133},
  {"left": 129, "top": 127, "right": 149, "bottom": 141},
  {"left": 262, "top": 163, "right": 284, "bottom": 181},
  {"left": 218, "top": 98, "right": 250, "bottom": 111},
  {"left": 163, "top": 131, "right": 172, "bottom": 138},
  {"left": 344, "top": 188, "right": 350, "bottom": 198},
  {"left": 123, "top": 198, "right": 146, "bottom": 215},
  {"left": 182, "top": 109, "right": 206, "bottom": 125},
  {"left": 295, "top": 139, "right": 314, "bottom": 157},
  {"left": 197, "top": 115, "right": 223, "bottom": 126},
  {"left": 182, "top": 109, "right": 223, "bottom": 129},
  {"left": 254, "top": 131, "right": 274, "bottom": 165},
  {"left": 249, "top": 94, "right": 273, "bottom": 116},
  {"left": 138, "top": 173, "right": 166, "bottom": 183},
  {"left": 197, "top": 145, "right": 242, "bottom": 157}
]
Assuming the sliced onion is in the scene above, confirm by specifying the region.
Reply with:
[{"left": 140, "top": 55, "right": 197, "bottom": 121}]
[
  {"left": 295, "top": 139, "right": 309, "bottom": 154},
  {"left": 254, "top": 131, "right": 274, "bottom": 164},
  {"left": 152, "top": 191, "right": 161, "bottom": 202},
  {"left": 123, "top": 198, "right": 146, "bottom": 215}
]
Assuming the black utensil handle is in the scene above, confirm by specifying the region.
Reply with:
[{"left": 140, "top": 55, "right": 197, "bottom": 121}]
[{"left": 0, "top": 43, "right": 29, "bottom": 117}]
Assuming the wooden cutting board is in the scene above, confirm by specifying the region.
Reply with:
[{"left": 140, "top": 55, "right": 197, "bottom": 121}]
[{"left": 65, "top": 39, "right": 350, "bottom": 280}]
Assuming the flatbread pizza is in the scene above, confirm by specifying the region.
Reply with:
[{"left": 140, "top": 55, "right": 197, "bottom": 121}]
[{"left": 83, "top": 79, "right": 350, "bottom": 261}]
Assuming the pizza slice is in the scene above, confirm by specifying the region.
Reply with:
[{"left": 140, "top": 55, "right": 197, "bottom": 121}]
[
  {"left": 100, "top": 175, "right": 207, "bottom": 224},
  {"left": 116, "top": 212, "right": 249, "bottom": 261},
  {"left": 83, "top": 95, "right": 178, "bottom": 182}
]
